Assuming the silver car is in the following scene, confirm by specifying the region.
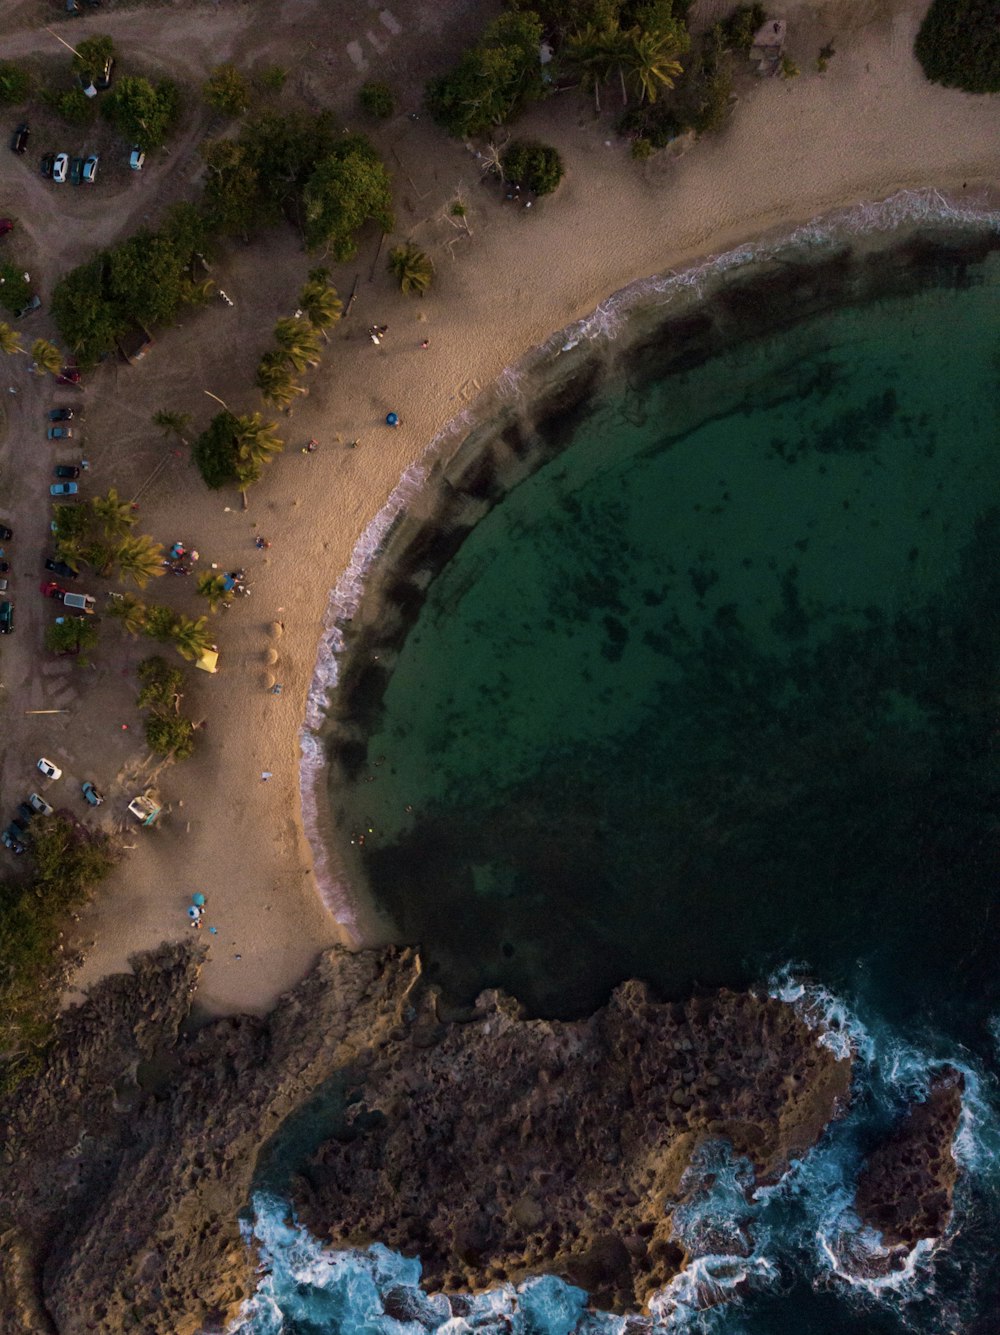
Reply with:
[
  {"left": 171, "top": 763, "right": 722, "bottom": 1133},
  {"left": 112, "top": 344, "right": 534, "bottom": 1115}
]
[{"left": 52, "top": 152, "right": 69, "bottom": 184}]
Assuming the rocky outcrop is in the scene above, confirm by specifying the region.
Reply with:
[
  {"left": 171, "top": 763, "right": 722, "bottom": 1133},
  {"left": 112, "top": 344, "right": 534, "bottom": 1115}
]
[
  {"left": 0, "top": 946, "right": 853, "bottom": 1333},
  {"left": 855, "top": 1065, "right": 964, "bottom": 1248}
]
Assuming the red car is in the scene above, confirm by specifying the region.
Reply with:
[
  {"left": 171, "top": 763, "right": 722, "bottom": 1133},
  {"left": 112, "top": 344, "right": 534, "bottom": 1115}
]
[
  {"left": 0, "top": 220, "right": 13, "bottom": 238},
  {"left": 56, "top": 365, "right": 81, "bottom": 386},
  {"left": 40, "top": 581, "right": 66, "bottom": 600}
]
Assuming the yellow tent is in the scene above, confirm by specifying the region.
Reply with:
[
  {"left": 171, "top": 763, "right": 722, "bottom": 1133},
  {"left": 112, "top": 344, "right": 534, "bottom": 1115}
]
[{"left": 196, "top": 647, "right": 219, "bottom": 674}]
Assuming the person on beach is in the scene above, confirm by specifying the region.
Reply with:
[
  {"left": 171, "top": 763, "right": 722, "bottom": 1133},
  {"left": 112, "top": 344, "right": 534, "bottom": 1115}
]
[{"left": 302, "top": 438, "right": 318, "bottom": 454}]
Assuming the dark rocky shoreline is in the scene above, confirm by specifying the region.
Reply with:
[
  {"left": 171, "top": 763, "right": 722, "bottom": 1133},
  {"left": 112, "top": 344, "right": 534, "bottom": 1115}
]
[{"left": 0, "top": 943, "right": 965, "bottom": 1334}]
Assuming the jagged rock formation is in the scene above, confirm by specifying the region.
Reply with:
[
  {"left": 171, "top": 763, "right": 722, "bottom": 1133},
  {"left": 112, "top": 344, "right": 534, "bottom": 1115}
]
[
  {"left": 0, "top": 943, "right": 861, "bottom": 1332},
  {"left": 855, "top": 1065, "right": 964, "bottom": 1248}
]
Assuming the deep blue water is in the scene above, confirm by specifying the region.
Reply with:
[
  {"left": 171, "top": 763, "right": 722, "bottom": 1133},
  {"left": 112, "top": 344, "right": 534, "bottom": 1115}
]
[{"left": 235, "top": 241, "right": 1000, "bottom": 1331}]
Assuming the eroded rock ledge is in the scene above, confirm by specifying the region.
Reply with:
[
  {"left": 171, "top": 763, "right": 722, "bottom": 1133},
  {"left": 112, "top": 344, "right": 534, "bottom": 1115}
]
[{"left": 1, "top": 943, "right": 858, "bottom": 1333}]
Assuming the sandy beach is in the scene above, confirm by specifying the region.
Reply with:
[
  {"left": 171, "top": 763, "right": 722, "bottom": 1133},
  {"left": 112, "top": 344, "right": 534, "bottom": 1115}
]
[{"left": 0, "top": 0, "right": 997, "bottom": 1020}]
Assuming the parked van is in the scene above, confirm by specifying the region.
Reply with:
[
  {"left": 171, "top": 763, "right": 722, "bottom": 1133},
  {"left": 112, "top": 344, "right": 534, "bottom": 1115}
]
[{"left": 63, "top": 592, "right": 96, "bottom": 613}]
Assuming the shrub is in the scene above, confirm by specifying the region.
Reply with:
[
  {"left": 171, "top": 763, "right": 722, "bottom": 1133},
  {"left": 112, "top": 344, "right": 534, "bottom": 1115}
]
[
  {"left": 204, "top": 62, "right": 250, "bottom": 116},
  {"left": 52, "top": 87, "right": 95, "bottom": 126},
  {"left": 0, "top": 61, "right": 31, "bottom": 105},
  {"left": 720, "top": 3, "right": 766, "bottom": 54},
  {"left": 145, "top": 713, "right": 196, "bottom": 760},
  {"left": 631, "top": 136, "right": 653, "bottom": 160},
  {"left": 914, "top": 0, "right": 1000, "bottom": 93},
  {"left": 255, "top": 65, "right": 288, "bottom": 92},
  {"left": 0, "top": 264, "right": 32, "bottom": 318},
  {"left": 501, "top": 139, "right": 564, "bottom": 195},
  {"left": 360, "top": 80, "right": 394, "bottom": 118}
]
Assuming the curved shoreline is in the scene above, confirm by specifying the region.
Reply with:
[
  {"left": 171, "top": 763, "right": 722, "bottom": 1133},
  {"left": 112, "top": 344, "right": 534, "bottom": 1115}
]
[{"left": 299, "top": 188, "right": 1000, "bottom": 938}]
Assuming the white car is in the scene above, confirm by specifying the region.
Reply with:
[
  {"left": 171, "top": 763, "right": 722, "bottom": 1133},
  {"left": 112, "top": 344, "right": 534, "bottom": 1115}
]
[
  {"left": 37, "top": 757, "right": 63, "bottom": 780},
  {"left": 129, "top": 146, "right": 145, "bottom": 171},
  {"left": 52, "top": 152, "right": 69, "bottom": 184}
]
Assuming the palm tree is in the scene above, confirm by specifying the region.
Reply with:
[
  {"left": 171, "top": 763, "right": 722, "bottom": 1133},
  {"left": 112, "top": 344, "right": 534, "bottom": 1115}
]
[
  {"left": 388, "top": 244, "right": 434, "bottom": 297},
  {"left": 273, "top": 317, "right": 322, "bottom": 374},
  {"left": 152, "top": 410, "right": 193, "bottom": 445},
  {"left": 106, "top": 592, "right": 148, "bottom": 636},
  {"left": 31, "top": 338, "right": 62, "bottom": 376},
  {"left": 623, "top": 26, "right": 684, "bottom": 103},
  {"left": 169, "top": 613, "right": 215, "bottom": 663},
  {"left": 255, "top": 351, "right": 302, "bottom": 410},
  {"left": 298, "top": 269, "right": 343, "bottom": 342},
  {"left": 54, "top": 534, "right": 87, "bottom": 573},
  {"left": 232, "top": 412, "right": 284, "bottom": 475},
  {"left": 0, "top": 322, "right": 23, "bottom": 356},
  {"left": 196, "top": 572, "right": 229, "bottom": 612},
  {"left": 564, "top": 22, "right": 620, "bottom": 113},
  {"left": 115, "top": 534, "right": 166, "bottom": 589},
  {"left": 89, "top": 488, "right": 136, "bottom": 541}
]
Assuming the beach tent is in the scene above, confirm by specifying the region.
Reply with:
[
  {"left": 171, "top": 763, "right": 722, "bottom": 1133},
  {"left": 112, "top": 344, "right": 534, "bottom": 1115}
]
[{"left": 196, "top": 647, "right": 219, "bottom": 674}]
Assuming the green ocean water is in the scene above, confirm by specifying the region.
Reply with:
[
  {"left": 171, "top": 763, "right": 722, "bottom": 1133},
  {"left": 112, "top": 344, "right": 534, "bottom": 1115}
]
[{"left": 338, "top": 254, "right": 999, "bottom": 1054}]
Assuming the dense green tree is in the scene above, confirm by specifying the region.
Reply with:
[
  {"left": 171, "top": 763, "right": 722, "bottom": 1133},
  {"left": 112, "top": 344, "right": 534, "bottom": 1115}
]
[
  {"left": 51, "top": 87, "right": 95, "bottom": 126},
  {"left": 301, "top": 136, "right": 394, "bottom": 255},
  {"left": 0, "top": 61, "right": 31, "bottom": 105},
  {"left": 50, "top": 257, "right": 123, "bottom": 367},
  {"left": 0, "top": 265, "right": 33, "bottom": 319},
  {"left": 204, "top": 62, "right": 251, "bottom": 115},
  {"left": 72, "top": 34, "right": 116, "bottom": 85},
  {"left": 192, "top": 411, "right": 240, "bottom": 488},
  {"left": 501, "top": 139, "right": 565, "bottom": 194},
  {"left": 426, "top": 10, "right": 546, "bottom": 137},
  {"left": 102, "top": 74, "right": 179, "bottom": 148},
  {"left": 145, "top": 713, "right": 196, "bottom": 759},
  {"left": 30, "top": 816, "right": 115, "bottom": 896},
  {"left": 107, "top": 229, "right": 191, "bottom": 329},
  {"left": 143, "top": 604, "right": 179, "bottom": 643},
  {"left": 915, "top": 0, "right": 1000, "bottom": 92},
  {"left": 44, "top": 618, "right": 100, "bottom": 659},
  {"left": 388, "top": 243, "right": 434, "bottom": 296},
  {"left": 360, "top": 80, "right": 395, "bottom": 118},
  {"left": 137, "top": 655, "right": 184, "bottom": 709},
  {"left": 201, "top": 138, "right": 262, "bottom": 236}
]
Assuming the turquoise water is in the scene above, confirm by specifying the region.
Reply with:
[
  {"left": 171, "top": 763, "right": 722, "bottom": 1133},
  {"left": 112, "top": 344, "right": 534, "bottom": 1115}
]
[{"left": 243, "top": 241, "right": 1000, "bottom": 1331}]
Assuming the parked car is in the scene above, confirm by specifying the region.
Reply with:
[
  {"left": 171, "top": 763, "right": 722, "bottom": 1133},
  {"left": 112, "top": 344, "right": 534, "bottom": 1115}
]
[
  {"left": 0, "top": 219, "right": 13, "bottom": 237},
  {"left": 50, "top": 482, "right": 79, "bottom": 497},
  {"left": 57, "top": 365, "right": 81, "bottom": 385},
  {"left": 37, "top": 757, "right": 62, "bottom": 780},
  {"left": 49, "top": 407, "right": 74, "bottom": 421},
  {"left": 54, "top": 464, "right": 81, "bottom": 479},
  {"left": 16, "top": 295, "right": 41, "bottom": 319},
  {"left": 28, "top": 792, "right": 54, "bottom": 815},
  {"left": 10, "top": 124, "right": 29, "bottom": 155},
  {"left": 44, "top": 556, "right": 78, "bottom": 579},
  {"left": 17, "top": 802, "right": 35, "bottom": 826},
  {"left": 52, "top": 153, "right": 69, "bottom": 183},
  {"left": 63, "top": 592, "right": 95, "bottom": 613},
  {"left": 128, "top": 146, "right": 145, "bottom": 171},
  {"left": 82, "top": 781, "right": 105, "bottom": 806},
  {"left": 70, "top": 156, "right": 84, "bottom": 185},
  {"left": 40, "top": 581, "right": 66, "bottom": 599},
  {"left": 40, "top": 153, "right": 55, "bottom": 178},
  {"left": 0, "top": 561, "right": 8, "bottom": 572},
  {"left": 82, "top": 153, "right": 99, "bottom": 183},
  {"left": 47, "top": 426, "right": 73, "bottom": 439},
  {"left": 95, "top": 59, "right": 114, "bottom": 90},
  {"left": 2, "top": 826, "right": 26, "bottom": 855},
  {"left": 0, "top": 525, "right": 12, "bottom": 540},
  {"left": 0, "top": 600, "right": 12, "bottom": 633}
]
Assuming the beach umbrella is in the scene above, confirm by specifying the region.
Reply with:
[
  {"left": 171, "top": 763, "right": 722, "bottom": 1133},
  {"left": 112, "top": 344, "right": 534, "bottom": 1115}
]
[
  {"left": 192, "top": 892, "right": 206, "bottom": 907},
  {"left": 187, "top": 906, "right": 201, "bottom": 920},
  {"left": 385, "top": 412, "right": 399, "bottom": 427}
]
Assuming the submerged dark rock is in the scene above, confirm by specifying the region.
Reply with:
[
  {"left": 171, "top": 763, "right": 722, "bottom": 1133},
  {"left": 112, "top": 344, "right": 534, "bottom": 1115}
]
[{"left": 4, "top": 943, "right": 962, "bottom": 1333}]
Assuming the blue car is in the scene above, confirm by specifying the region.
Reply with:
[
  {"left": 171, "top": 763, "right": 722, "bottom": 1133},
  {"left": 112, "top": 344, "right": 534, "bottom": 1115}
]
[
  {"left": 47, "top": 426, "right": 73, "bottom": 439},
  {"left": 50, "top": 481, "right": 79, "bottom": 497}
]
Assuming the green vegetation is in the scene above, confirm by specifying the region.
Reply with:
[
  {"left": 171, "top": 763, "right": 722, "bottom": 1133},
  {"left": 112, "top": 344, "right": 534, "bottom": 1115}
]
[
  {"left": 49, "top": 87, "right": 95, "bottom": 126},
  {"left": 298, "top": 268, "right": 343, "bottom": 340},
  {"left": 914, "top": 0, "right": 1000, "bottom": 93},
  {"left": 0, "top": 61, "right": 31, "bottom": 105},
  {"left": 719, "top": 3, "right": 765, "bottom": 54},
  {"left": 31, "top": 339, "right": 62, "bottom": 376},
  {"left": 254, "top": 65, "right": 288, "bottom": 93},
  {"left": 301, "top": 134, "right": 394, "bottom": 255},
  {"left": 501, "top": 138, "right": 565, "bottom": 194},
  {"left": 196, "top": 572, "right": 230, "bottom": 612},
  {"left": 192, "top": 410, "right": 284, "bottom": 490},
  {"left": 44, "top": 617, "right": 100, "bottom": 662},
  {"left": 0, "top": 265, "right": 32, "bottom": 318},
  {"left": 51, "top": 489, "right": 165, "bottom": 587},
  {"left": 388, "top": 243, "right": 434, "bottom": 296},
  {"left": 72, "top": 34, "right": 116, "bottom": 85},
  {"left": 426, "top": 10, "right": 545, "bottom": 137},
  {"left": 360, "top": 79, "right": 395, "bottom": 119},
  {"left": 1, "top": 818, "right": 118, "bottom": 1092},
  {"left": 51, "top": 204, "right": 211, "bottom": 366},
  {"left": 152, "top": 409, "right": 192, "bottom": 444},
  {"left": 137, "top": 656, "right": 198, "bottom": 759},
  {"left": 108, "top": 599, "right": 215, "bottom": 663},
  {"left": 204, "top": 62, "right": 251, "bottom": 116},
  {"left": 102, "top": 74, "right": 179, "bottom": 148}
]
